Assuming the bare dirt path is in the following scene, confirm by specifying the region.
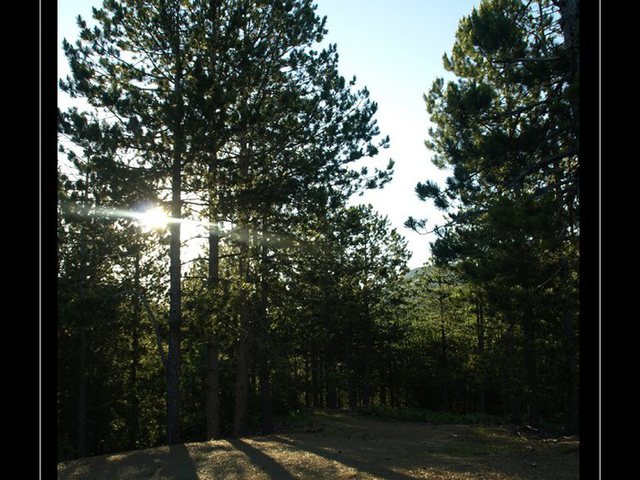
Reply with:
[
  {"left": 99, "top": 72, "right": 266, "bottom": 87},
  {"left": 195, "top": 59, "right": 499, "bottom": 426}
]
[{"left": 58, "top": 410, "right": 578, "bottom": 479}]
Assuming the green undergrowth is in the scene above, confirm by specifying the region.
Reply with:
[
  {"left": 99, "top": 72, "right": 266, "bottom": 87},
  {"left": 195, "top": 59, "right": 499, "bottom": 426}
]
[
  {"left": 356, "top": 405, "right": 506, "bottom": 425},
  {"left": 276, "top": 408, "right": 317, "bottom": 430}
]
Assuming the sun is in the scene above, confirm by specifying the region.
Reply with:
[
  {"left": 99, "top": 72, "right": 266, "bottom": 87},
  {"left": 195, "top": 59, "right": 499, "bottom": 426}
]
[{"left": 137, "top": 206, "right": 171, "bottom": 231}]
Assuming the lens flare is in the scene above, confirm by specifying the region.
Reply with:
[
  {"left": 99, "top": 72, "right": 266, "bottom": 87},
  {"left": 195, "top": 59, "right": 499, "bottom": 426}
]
[
  {"left": 59, "top": 201, "right": 297, "bottom": 248},
  {"left": 136, "top": 206, "right": 171, "bottom": 231}
]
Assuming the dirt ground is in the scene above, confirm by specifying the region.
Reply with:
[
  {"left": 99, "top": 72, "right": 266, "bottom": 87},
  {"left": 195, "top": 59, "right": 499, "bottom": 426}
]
[{"left": 58, "top": 409, "right": 579, "bottom": 479}]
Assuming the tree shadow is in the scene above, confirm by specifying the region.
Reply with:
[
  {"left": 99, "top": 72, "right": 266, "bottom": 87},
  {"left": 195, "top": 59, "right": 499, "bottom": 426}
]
[
  {"left": 227, "top": 438, "right": 297, "bottom": 480},
  {"left": 268, "top": 435, "right": 416, "bottom": 480},
  {"left": 163, "top": 444, "right": 200, "bottom": 479},
  {"left": 58, "top": 443, "right": 202, "bottom": 480}
]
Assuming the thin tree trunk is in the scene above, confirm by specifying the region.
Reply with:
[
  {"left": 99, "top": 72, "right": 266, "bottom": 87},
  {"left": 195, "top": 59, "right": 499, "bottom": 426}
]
[
  {"left": 140, "top": 292, "right": 167, "bottom": 368},
  {"left": 390, "top": 378, "right": 397, "bottom": 408},
  {"left": 233, "top": 138, "right": 251, "bottom": 437},
  {"left": 311, "top": 352, "right": 319, "bottom": 407},
  {"left": 304, "top": 356, "right": 311, "bottom": 408},
  {"left": 204, "top": 0, "right": 222, "bottom": 440},
  {"left": 259, "top": 360, "right": 273, "bottom": 434},
  {"left": 319, "top": 361, "right": 326, "bottom": 407},
  {"left": 557, "top": 0, "right": 579, "bottom": 134},
  {"left": 475, "top": 296, "right": 486, "bottom": 414},
  {"left": 560, "top": 265, "right": 579, "bottom": 432},
  {"left": 522, "top": 306, "right": 539, "bottom": 422},
  {"left": 233, "top": 243, "right": 250, "bottom": 436},
  {"left": 438, "top": 293, "right": 449, "bottom": 412},
  {"left": 562, "top": 313, "right": 579, "bottom": 432},
  {"left": 206, "top": 342, "right": 221, "bottom": 439},
  {"left": 166, "top": 211, "right": 182, "bottom": 445},
  {"left": 346, "top": 349, "right": 357, "bottom": 409},
  {"left": 378, "top": 349, "right": 387, "bottom": 406},
  {"left": 325, "top": 359, "right": 338, "bottom": 409},
  {"left": 205, "top": 148, "right": 221, "bottom": 439},
  {"left": 258, "top": 243, "right": 273, "bottom": 434},
  {"left": 77, "top": 170, "right": 90, "bottom": 458},
  {"left": 503, "top": 316, "right": 520, "bottom": 420},
  {"left": 362, "top": 308, "right": 372, "bottom": 407},
  {"left": 77, "top": 326, "right": 87, "bottom": 458},
  {"left": 166, "top": 36, "right": 184, "bottom": 445},
  {"left": 205, "top": 280, "right": 221, "bottom": 440},
  {"left": 362, "top": 360, "right": 372, "bottom": 407},
  {"left": 361, "top": 229, "right": 372, "bottom": 407},
  {"left": 128, "top": 251, "right": 141, "bottom": 450}
]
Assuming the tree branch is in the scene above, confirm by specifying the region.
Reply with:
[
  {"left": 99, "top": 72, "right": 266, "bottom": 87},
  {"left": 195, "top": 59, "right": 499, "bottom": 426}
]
[{"left": 138, "top": 291, "right": 168, "bottom": 369}]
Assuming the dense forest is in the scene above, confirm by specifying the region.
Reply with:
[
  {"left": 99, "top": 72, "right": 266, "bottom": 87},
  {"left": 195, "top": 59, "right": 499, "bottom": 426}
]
[{"left": 57, "top": 0, "right": 580, "bottom": 461}]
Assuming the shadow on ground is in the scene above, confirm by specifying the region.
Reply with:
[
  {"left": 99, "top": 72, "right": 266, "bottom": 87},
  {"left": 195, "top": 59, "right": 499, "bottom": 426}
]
[
  {"left": 58, "top": 410, "right": 579, "bottom": 480},
  {"left": 227, "top": 439, "right": 296, "bottom": 479},
  {"left": 58, "top": 443, "right": 204, "bottom": 480}
]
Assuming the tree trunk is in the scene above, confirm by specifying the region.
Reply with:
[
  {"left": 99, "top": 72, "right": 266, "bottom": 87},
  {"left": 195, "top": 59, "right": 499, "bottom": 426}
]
[
  {"left": 503, "top": 317, "right": 520, "bottom": 421},
  {"left": 319, "top": 361, "right": 326, "bottom": 407},
  {"left": 304, "top": 357, "right": 311, "bottom": 408},
  {"left": 233, "top": 246, "right": 251, "bottom": 437},
  {"left": 345, "top": 347, "right": 357, "bottom": 409},
  {"left": 475, "top": 297, "right": 486, "bottom": 414},
  {"left": 362, "top": 308, "right": 372, "bottom": 407},
  {"left": 257, "top": 244, "right": 273, "bottom": 435},
  {"left": 560, "top": 265, "right": 579, "bottom": 432},
  {"left": 311, "top": 353, "right": 320, "bottom": 407},
  {"left": 522, "top": 307, "right": 539, "bottom": 422},
  {"left": 128, "top": 251, "right": 141, "bottom": 450},
  {"left": 326, "top": 360, "right": 338, "bottom": 409},
  {"left": 361, "top": 229, "right": 372, "bottom": 407},
  {"left": 556, "top": 0, "right": 579, "bottom": 71},
  {"left": 204, "top": 0, "right": 223, "bottom": 440},
  {"left": 258, "top": 338, "right": 273, "bottom": 435},
  {"left": 562, "top": 309, "right": 579, "bottom": 432},
  {"left": 205, "top": 145, "right": 221, "bottom": 439},
  {"left": 206, "top": 342, "right": 221, "bottom": 439},
  {"left": 378, "top": 350, "right": 387, "bottom": 406},
  {"left": 557, "top": 0, "right": 579, "bottom": 134},
  {"left": 166, "top": 50, "right": 184, "bottom": 446},
  {"left": 166, "top": 228, "right": 182, "bottom": 445},
  {"left": 233, "top": 138, "right": 251, "bottom": 437},
  {"left": 77, "top": 326, "right": 87, "bottom": 458},
  {"left": 259, "top": 361, "right": 273, "bottom": 434},
  {"left": 362, "top": 360, "right": 372, "bottom": 407},
  {"left": 390, "top": 379, "right": 397, "bottom": 408},
  {"left": 77, "top": 169, "right": 90, "bottom": 458},
  {"left": 256, "top": 257, "right": 273, "bottom": 434},
  {"left": 438, "top": 294, "right": 449, "bottom": 412}
]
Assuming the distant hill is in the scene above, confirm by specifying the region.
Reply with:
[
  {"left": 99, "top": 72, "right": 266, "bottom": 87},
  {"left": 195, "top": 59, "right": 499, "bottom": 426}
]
[{"left": 404, "top": 266, "right": 426, "bottom": 280}]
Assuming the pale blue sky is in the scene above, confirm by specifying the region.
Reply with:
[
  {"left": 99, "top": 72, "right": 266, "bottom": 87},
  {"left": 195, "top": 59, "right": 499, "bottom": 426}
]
[{"left": 58, "top": 0, "right": 480, "bottom": 268}]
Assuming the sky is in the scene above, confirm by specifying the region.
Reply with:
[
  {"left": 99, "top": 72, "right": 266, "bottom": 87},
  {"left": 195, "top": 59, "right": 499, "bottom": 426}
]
[{"left": 58, "top": 0, "right": 481, "bottom": 269}]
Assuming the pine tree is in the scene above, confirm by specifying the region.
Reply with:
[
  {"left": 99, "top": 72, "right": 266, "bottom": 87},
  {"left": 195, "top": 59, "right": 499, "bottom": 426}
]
[
  {"left": 184, "top": 0, "right": 393, "bottom": 436},
  {"left": 57, "top": 125, "right": 167, "bottom": 457},
  {"left": 409, "top": 0, "right": 579, "bottom": 428},
  {"left": 60, "top": 0, "right": 201, "bottom": 443}
]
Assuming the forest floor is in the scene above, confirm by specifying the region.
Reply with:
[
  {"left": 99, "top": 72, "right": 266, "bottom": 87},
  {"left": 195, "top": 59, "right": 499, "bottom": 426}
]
[{"left": 57, "top": 409, "right": 579, "bottom": 480}]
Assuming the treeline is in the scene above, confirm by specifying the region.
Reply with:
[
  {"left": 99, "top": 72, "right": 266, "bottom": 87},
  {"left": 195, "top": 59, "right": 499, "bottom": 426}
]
[{"left": 56, "top": 0, "right": 580, "bottom": 461}]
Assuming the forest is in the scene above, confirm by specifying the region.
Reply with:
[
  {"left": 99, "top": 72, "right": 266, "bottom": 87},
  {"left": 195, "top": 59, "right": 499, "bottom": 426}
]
[{"left": 56, "top": 0, "right": 580, "bottom": 465}]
